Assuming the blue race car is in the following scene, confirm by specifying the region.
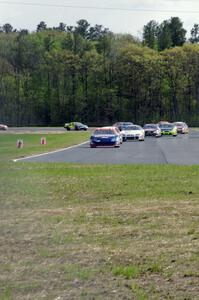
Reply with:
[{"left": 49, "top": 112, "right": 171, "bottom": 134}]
[{"left": 90, "top": 127, "right": 121, "bottom": 148}]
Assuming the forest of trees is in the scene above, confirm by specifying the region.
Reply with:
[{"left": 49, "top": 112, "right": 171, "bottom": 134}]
[{"left": 1, "top": 19, "right": 199, "bottom": 126}]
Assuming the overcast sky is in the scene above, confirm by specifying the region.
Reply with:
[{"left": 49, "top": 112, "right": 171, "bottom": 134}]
[{"left": 0, "top": 0, "right": 199, "bottom": 38}]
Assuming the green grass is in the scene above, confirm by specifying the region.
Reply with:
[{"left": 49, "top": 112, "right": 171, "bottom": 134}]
[
  {"left": 0, "top": 131, "right": 90, "bottom": 161},
  {"left": 0, "top": 133, "right": 199, "bottom": 299},
  {"left": 113, "top": 265, "right": 142, "bottom": 279}
]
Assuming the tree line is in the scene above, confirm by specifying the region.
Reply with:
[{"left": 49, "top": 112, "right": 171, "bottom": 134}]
[
  {"left": 143, "top": 17, "right": 199, "bottom": 50},
  {"left": 1, "top": 19, "right": 199, "bottom": 126}
]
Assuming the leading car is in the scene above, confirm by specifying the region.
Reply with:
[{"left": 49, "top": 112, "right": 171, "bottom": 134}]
[{"left": 90, "top": 127, "right": 121, "bottom": 148}]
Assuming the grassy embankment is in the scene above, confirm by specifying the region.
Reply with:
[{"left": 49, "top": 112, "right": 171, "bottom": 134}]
[{"left": 0, "top": 132, "right": 199, "bottom": 299}]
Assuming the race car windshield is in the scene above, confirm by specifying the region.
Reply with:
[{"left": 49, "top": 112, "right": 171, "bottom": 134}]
[
  {"left": 94, "top": 129, "right": 115, "bottom": 135},
  {"left": 124, "top": 125, "right": 141, "bottom": 130},
  {"left": 175, "top": 122, "right": 184, "bottom": 126},
  {"left": 144, "top": 125, "right": 157, "bottom": 129},
  {"left": 159, "top": 124, "right": 173, "bottom": 129},
  {"left": 123, "top": 122, "right": 133, "bottom": 125}
]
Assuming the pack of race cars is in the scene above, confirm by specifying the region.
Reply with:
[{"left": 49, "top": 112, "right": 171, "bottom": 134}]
[
  {"left": 63, "top": 120, "right": 189, "bottom": 148},
  {"left": 89, "top": 121, "right": 189, "bottom": 148}
]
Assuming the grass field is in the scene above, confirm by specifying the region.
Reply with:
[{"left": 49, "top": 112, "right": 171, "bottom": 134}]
[{"left": 0, "top": 132, "right": 199, "bottom": 299}]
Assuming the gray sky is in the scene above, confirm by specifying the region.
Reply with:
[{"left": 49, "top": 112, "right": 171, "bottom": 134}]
[{"left": 0, "top": 0, "right": 199, "bottom": 38}]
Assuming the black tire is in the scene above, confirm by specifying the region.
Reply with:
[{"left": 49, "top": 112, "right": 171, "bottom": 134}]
[{"left": 66, "top": 127, "right": 70, "bottom": 131}]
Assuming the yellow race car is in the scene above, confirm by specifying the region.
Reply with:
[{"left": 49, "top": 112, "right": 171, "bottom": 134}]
[
  {"left": 159, "top": 123, "right": 177, "bottom": 136},
  {"left": 64, "top": 122, "right": 88, "bottom": 131}
]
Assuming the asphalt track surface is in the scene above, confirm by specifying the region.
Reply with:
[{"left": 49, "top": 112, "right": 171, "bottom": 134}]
[
  {"left": 1, "top": 127, "right": 72, "bottom": 133},
  {"left": 15, "top": 129, "right": 199, "bottom": 165}
]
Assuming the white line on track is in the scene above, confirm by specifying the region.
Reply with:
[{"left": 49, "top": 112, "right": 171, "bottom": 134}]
[{"left": 13, "top": 141, "right": 89, "bottom": 162}]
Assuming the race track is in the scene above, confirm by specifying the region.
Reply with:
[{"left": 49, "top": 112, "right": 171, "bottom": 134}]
[{"left": 15, "top": 129, "right": 199, "bottom": 165}]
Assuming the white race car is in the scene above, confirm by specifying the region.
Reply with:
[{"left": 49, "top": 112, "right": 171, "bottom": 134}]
[
  {"left": 121, "top": 125, "right": 145, "bottom": 141},
  {"left": 0, "top": 124, "right": 8, "bottom": 130}
]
